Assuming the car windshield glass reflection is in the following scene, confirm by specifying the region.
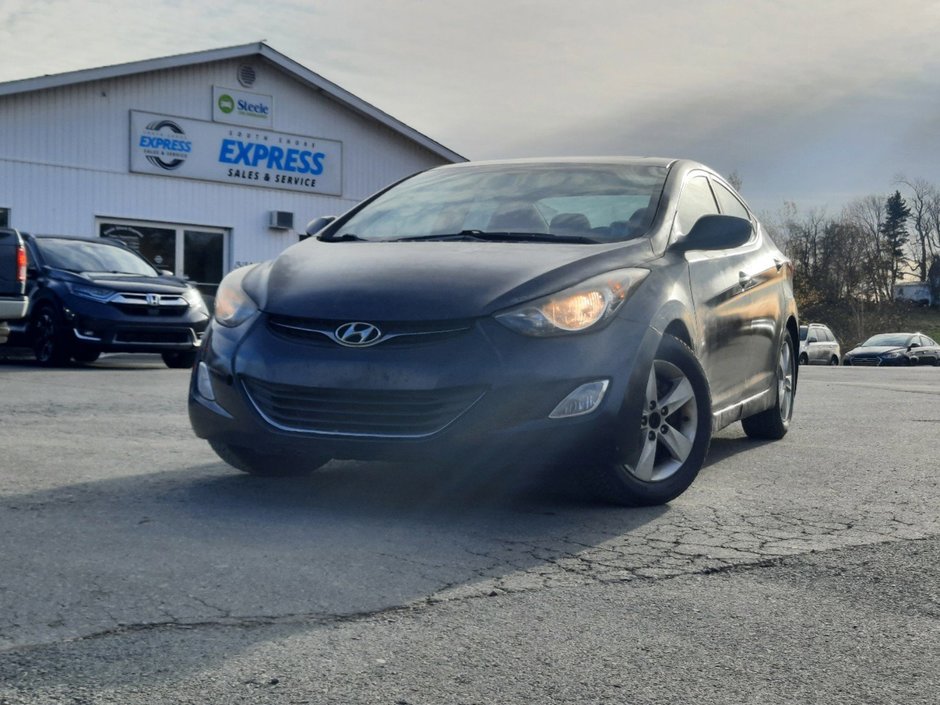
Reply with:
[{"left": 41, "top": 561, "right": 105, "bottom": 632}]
[
  {"left": 861, "top": 334, "right": 913, "bottom": 347},
  {"left": 37, "top": 239, "right": 158, "bottom": 277},
  {"left": 331, "top": 164, "right": 668, "bottom": 244}
]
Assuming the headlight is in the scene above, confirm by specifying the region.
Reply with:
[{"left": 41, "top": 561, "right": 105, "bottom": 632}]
[
  {"left": 214, "top": 266, "right": 259, "bottom": 327},
  {"left": 183, "top": 287, "right": 207, "bottom": 312},
  {"left": 495, "top": 268, "right": 649, "bottom": 336},
  {"left": 68, "top": 283, "right": 115, "bottom": 302},
  {"left": 881, "top": 351, "right": 902, "bottom": 359}
]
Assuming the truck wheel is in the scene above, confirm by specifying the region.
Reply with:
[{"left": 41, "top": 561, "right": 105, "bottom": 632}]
[{"left": 32, "top": 304, "right": 72, "bottom": 366}]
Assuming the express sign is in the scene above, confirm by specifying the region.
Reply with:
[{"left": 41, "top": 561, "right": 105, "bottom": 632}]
[{"left": 130, "top": 111, "right": 343, "bottom": 196}]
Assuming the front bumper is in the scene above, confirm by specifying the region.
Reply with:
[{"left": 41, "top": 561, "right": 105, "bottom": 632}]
[
  {"left": 189, "top": 313, "right": 662, "bottom": 468},
  {"left": 62, "top": 298, "right": 210, "bottom": 353},
  {"left": 0, "top": 295, "right": 28, "bottom": 321},
  {"left": 844, "top": 355, "right": 908, "bottom": 367}
]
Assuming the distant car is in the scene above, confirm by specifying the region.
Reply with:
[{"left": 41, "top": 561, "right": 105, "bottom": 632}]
[
  {"left": 5, "top": 234, "right": 210, "bottom": 367},
  {"left": 798, "top": 323, "right": 841, "bottom": 365},
  {"left": 190, "top": 157, "right": 800, "bottom": 507},
  {"left": 842, "top": 333, "right": 940, "bottom": 366}
]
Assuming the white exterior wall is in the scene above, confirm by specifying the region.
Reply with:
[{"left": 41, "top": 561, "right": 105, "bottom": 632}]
[{"left": 0, "top": 58, "right": 451, "bottom": 268}]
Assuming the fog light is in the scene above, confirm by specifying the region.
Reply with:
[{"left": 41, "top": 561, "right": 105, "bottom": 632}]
[
  {"left": 196, "top": 362, "right": 216, "bottom": 401},
  {"left": 549, "top": 380, "right": 609, "bottom": 419}
]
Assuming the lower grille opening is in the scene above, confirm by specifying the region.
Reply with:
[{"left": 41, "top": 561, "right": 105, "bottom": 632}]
[{"left": 241, "top": 376, "right": 486, "bottom": 438}]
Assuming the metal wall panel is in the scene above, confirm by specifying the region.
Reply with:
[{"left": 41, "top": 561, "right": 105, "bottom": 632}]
[{"left": 0, "top": 58, "right": 455, "bottom": 269}]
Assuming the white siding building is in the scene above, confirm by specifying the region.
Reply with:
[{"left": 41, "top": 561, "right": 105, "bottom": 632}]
[{"left": 0, "top": 42, "right": 463, "bottom": 298}]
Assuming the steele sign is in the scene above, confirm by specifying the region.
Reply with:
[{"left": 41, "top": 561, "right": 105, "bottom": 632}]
[{"left": 212, "top": 86, "right": 274, "bottom": 128}]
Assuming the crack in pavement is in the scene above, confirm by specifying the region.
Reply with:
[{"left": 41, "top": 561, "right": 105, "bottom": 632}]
[{"left": 2, "top": 532, "right": 934, "bottom": 660}]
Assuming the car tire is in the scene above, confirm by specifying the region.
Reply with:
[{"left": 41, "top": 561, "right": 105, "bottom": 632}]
[
  {"left": 585, "top": 334, "right": 712, "bottom": 506},
  {"left": 72, "top": 348, "right": 101, "bottom": 363},
  {"left": 798, "top": 353, "right": 808, "bottom": 365},
  {"left": 31, "top": 303, "right": 72, "bottom": 367},
  {"left": 742, "top": 330, "right": 796, "bottom": 440},
  {"left": 209, "top": 440, "right": 330, "bottom": 477},
  {"left": 828, "top": 355, "right": 839, "bottom": 366},
  {"left": 162, "top": 350, "right": 197, "bottom": 369}
]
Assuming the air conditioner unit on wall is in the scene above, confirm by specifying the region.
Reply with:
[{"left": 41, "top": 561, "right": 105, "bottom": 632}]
[{"left": 269, "top": 210, "right": 294, "bottom": 230}]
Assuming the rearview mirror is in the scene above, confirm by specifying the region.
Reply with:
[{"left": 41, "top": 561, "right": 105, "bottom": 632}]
[
  {"left": 306, "top": 215, "right": 336, "bottom": 239},
  {"left": 676, "top": 214, "right": 752, "bottom": 251}
]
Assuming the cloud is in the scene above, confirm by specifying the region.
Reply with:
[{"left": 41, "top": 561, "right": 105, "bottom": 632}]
[{"left": 2, "top": 0, "right": 940, "bottom": 211}]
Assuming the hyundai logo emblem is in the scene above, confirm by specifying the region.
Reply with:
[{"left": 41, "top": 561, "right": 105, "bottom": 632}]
[{"left": 335, "top": 322, "right": 383, "bottom": 347}]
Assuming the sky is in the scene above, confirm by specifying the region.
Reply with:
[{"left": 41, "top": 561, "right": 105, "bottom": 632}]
[{"left": 2, "top": 0, "right": 940, "bottom": 215}]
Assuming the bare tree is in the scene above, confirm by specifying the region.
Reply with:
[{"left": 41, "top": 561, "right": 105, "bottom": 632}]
[
  {"left": 895, "top": 175, "right": 938, "bottom": 282},
  {"left": 843, "top": 195, "right": 890, "bottom": 302}
]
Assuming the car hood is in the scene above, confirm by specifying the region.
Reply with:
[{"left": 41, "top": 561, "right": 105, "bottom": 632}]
[
  {"left": 50, "top": 268, "right": 191, "bottom": 293},
  {"left": 254, "top": 239, "right": 655, "bottom": 320},
  {"left": 846, "top": 345, "right": 905, "bottom": 356}
]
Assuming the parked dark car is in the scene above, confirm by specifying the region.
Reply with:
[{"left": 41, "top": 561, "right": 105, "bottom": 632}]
[
  {"left": 189, "top": 158, "right": 799, "bottom": 506},
  {"left": 5, "top": 234, "right": 210, "bottom": 367},
  {"left": 0, "top": 228, "right": 29, "bottom": 344},
  {"left": 843, "top": 332, "right": 940, "bottom": 366}
]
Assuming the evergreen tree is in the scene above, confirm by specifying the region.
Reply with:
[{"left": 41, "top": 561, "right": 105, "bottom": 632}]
[{"left": 880, "top": 190, "right": 910, "bottom": 285}]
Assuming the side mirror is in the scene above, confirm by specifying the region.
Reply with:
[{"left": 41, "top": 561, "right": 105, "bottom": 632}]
[
  {"left": 306, "top": 215, "right": 336, "bottom": 239},
  {"left": 160, "top": 269, "right": 174, "bottom": 277},
  {"left": 909, "top": 342, "right": 920, "bottom": 349},
  {"left": 807, "top": 336, "right": 818, "bottom": 344},
  {"left": 676, "top": 214, "right": 752, "bottom": 251}
]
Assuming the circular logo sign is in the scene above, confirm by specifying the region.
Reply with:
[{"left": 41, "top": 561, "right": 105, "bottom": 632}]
[
  {"left": 218, "top": 94, "right": 235, "bottom": 114},
  {"left": 141, "top": 119, "right": 191, "bottom": 171}
]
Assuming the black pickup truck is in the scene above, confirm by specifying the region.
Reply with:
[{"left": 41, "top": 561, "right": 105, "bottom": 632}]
[{"left": 0, "top": 228, "right": 29, "bottom": 344}]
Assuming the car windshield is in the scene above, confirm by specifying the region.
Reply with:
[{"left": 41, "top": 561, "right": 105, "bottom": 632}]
[
  {"left": 37, "top": 238, "right": 159, "bottom": 276},
  {"left": 799, "top": 326, "right": 808, "bottom": 340},
  {"left": 331, "top": 162, "right": 669, "bottom": 243},
  {"left": 861, "top": 334, "right": 913, "bottom": 347}
]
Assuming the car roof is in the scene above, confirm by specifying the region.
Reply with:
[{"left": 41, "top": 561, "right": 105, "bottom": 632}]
[
  {"left": 430, "top": 156, "right": 680, "bottom": 170},
  {"left": 27, "top": 234, "right": 131, "bottom": 248}
]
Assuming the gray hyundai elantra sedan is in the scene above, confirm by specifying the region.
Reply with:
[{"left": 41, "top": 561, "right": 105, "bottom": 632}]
[{"left": 189, "top": 158, "right": 799, "bottom": 505}]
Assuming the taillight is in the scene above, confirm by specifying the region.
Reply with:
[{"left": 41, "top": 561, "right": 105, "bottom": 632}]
[{"left": 16, "top": 244, "right": 26, "bottom": 283}]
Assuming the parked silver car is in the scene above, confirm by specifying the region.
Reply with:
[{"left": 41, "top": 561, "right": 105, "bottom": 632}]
[{"left": 799, "top": 323, "right": 840, "bottom": 365}]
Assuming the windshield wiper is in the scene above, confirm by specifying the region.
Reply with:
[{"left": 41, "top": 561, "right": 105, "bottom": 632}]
[
  {"left": 318, "top": 233, "right": 365, "bottom": 242},
  {"left": 393, "top": 230, "right": 600, "bottom": 244}
]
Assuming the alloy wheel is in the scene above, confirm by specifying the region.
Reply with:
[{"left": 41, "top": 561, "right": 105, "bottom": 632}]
[
  {"left": 34, "top": 309, "right": 57, "bottom": 363},
  {"left": 628, "top": 359, "right": 699, "bottom": 483},
  {"left": 777, "top": 341, "right": 794, "bottom": 421}
]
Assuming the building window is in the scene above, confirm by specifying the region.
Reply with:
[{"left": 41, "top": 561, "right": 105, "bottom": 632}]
[
  {"left": 97, "top": 218, "right": 228, "bottom": 304},
  {"left": 0, "top": 208, "right": 9, "bottom": 228}
]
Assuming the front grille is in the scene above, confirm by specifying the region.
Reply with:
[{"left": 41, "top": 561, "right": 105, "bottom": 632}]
[
  {"left": 241, "top": 376, "right": 487, "bottom": 438},
  {"left": 111, "top": 292, "right": 189, "bottom": 317},
  {"left": 114, "top": 329, "right": 193, "bottom": 345},
  {"left": 850, "top": 357, "right": 880, "bottom": 366},
  {"left": 266, "top": 314, "right": 472, "bottom": 348},
  {"left": 112, "top": 304, "right": 188, "bottom": 317}
]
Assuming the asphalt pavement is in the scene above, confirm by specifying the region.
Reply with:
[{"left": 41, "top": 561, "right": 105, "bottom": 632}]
[{"left": 0, "top": 357, "right": 937, "bottom": 704}]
